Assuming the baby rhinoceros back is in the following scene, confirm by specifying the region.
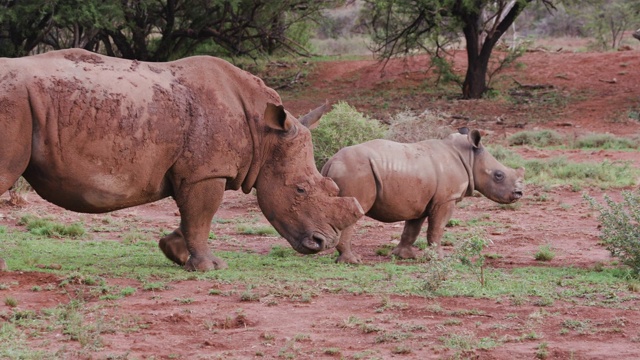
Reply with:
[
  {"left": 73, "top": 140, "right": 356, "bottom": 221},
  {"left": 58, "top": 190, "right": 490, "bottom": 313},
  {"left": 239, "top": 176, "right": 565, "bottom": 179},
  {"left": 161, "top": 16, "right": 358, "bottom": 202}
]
[{"left": 321, "top": 128, "right": 525, "bottom": 264}]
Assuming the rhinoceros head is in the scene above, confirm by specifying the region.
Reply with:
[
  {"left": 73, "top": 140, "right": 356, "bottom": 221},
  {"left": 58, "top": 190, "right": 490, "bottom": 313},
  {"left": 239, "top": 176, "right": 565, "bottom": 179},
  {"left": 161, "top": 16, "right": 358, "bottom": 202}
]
[
  {"left": 460, "top": 129, "right": 525, "bottom": 204},
  {"left": 251, "top": 102, "right": 364, "bottom": 254}
]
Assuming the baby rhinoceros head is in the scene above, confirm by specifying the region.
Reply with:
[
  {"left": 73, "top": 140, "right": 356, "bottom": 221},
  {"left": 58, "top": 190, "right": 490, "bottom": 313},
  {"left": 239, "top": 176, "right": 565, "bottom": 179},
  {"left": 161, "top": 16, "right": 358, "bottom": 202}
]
[{"left": 463, "top": 129, "right": 525, "bottom": 204}]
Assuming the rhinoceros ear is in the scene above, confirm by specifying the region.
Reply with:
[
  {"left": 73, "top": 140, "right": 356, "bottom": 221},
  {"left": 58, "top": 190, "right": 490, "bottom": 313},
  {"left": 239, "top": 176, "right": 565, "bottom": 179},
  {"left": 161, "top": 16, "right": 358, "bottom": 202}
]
[
  {"left": 298, "top": 100, "right": 330, "bottom": 129},
  {"left": 469, "top": 129, "right": 483, "bottom": 149},
  {"left": 264, "top": 102, "right": 293, "bottom": 132}
]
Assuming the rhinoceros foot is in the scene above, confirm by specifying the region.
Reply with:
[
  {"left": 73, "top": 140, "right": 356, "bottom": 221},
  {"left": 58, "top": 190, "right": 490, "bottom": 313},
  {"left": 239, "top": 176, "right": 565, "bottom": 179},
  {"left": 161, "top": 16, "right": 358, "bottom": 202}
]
[
  {"left": 185, "top": 255, "right": 228, "bottom": 271},
  {"left": 335, "top": 252, "right": 362, "bottom": 264},
  {"left": 392, "top": 246, "right": 416, "bottom": 260}
]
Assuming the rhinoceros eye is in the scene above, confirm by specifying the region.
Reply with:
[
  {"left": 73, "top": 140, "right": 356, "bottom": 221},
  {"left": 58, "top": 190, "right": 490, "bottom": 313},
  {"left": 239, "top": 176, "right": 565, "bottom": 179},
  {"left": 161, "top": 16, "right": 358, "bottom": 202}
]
[
  {"left": 296, "top": 186, "right": 306, "bottom": 194},
  {"left": 494, "top": 171, "right": 505, "bottom": 182}
]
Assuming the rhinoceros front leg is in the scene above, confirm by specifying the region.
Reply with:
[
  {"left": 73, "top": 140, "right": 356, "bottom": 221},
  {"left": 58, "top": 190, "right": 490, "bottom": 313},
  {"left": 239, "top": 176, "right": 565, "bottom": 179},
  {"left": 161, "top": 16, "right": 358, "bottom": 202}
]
[
  {"left": 392, "top": 217, "right": 427, "bottom": 259},
  {"left": 425, "top": 202, "right": 456, "bottom": 258},
  {"left": 159, "top": 178, "right": 227, "bottom": 271},
  {"left": 335, "top": 225, "right": 361, "bottom": 264}
]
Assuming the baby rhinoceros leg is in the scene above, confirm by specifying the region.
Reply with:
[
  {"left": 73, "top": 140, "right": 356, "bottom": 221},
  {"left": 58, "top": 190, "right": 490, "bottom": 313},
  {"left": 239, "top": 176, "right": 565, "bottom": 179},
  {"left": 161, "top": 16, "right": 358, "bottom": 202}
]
[
  {"left": 335, "top": 225, "right": 362, "bottom": 264},
  {"left": 392, "top": 217, "right": 427, "bottom": 259},
  {"left": 424, "top": 202, "right": 456, "bottom": 258}
]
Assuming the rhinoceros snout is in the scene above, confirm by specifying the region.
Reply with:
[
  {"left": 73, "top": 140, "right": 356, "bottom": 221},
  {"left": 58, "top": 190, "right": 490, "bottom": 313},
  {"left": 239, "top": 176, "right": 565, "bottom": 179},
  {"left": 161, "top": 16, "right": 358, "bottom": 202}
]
[{"left": 300, "top": 233, "right": 327, "bottom": 254}]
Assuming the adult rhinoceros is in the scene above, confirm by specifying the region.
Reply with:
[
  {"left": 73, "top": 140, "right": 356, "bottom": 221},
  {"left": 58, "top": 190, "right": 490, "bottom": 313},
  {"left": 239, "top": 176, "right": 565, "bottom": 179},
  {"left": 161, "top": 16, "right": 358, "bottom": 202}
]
[
  {"left": 0, "top": 49, "right": 363, "bottom": 271},
  {"left": 322, "top": 128, "right": 524, "bottom": 263}
]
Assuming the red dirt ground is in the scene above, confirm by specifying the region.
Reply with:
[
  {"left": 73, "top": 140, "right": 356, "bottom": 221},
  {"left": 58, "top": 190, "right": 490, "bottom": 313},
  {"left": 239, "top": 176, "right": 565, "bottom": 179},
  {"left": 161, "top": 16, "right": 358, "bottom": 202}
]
[{"left": 2, "top": 49, "right": 640, "bottom": 359}]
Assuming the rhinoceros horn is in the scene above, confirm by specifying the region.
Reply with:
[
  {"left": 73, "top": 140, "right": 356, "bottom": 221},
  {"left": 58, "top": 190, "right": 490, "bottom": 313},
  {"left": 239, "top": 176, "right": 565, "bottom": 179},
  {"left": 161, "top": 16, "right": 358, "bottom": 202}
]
[{"left": 298, "top": 100, "right": 330, "bottom": 129}]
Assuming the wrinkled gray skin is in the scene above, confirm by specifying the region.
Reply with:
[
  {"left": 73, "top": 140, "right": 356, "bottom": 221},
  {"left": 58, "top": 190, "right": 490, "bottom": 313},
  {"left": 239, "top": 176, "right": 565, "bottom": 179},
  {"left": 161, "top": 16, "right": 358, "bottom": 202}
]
[
  {"left": 0, "top": 49, "right": 363, "bottom": 271},
  {"left": 321, "top": 129, "right": 525, "bottom": 263}
]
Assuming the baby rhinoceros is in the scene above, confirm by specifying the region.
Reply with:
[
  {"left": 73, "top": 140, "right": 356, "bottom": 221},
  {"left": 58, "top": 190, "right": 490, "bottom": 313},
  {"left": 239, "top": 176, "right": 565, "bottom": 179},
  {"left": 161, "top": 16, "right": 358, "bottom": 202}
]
[{"left": 321, "top": 128, "right": 525, "bottom": 263}]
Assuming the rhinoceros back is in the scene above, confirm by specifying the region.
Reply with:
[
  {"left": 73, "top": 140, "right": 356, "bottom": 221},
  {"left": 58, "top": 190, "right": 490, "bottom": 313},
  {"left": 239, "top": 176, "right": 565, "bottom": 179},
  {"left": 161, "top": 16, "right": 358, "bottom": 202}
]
[{"left": 0, "top": 49, "right": 271, "bottom": 212}]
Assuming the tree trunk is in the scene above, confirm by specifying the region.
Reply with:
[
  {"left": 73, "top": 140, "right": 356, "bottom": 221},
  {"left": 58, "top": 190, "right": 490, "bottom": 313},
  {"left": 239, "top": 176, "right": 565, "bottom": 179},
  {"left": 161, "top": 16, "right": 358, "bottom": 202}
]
[
  {"left": 459, "top": 0, "right": 531, "bottom": 99},
  {"left": 460, "top": 10, "right": 488, "bottom": 99}
]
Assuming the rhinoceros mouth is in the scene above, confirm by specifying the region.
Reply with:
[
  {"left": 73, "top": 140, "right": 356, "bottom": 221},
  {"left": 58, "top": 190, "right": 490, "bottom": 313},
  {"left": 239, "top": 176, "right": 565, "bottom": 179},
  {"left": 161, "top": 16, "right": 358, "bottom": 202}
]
[{"left": 511, "top": 190, "right": 524, "bottom": 202}]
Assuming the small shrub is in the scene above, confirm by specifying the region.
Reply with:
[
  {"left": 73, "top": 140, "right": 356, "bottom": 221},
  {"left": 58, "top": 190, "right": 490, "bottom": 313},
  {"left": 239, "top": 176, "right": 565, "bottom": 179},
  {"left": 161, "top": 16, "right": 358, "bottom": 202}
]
[
  {"left": 4, "top": 296, "right": 18, "bottom": 307},
  {"left": 311, "top": 101, "right": 387, "bottom": 170},
  {"left": 585, "top": 190, "right": 640, "bottom": 275},
  {"left": 456, "top": 234, "right": 492, "bottom": 287},
  {"left": 534, "top": 245, "right": 556, "bottom": 261}
]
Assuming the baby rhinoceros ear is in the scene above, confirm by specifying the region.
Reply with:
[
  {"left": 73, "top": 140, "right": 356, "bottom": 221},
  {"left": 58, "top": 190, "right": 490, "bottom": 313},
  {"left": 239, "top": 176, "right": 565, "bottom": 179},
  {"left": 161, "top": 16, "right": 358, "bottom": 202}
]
[
  {"left": 263, "top": 102, "right": 292, "bottom": 132},
  {"left": 468, "top": 129, "right": 483, "bottom": 149}
]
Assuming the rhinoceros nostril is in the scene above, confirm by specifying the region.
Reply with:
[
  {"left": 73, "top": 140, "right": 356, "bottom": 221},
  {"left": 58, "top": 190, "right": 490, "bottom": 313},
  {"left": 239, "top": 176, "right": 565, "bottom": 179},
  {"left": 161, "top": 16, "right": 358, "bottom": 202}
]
[{"left": 302, "top": 233, "right": 326, "bottom": 252}]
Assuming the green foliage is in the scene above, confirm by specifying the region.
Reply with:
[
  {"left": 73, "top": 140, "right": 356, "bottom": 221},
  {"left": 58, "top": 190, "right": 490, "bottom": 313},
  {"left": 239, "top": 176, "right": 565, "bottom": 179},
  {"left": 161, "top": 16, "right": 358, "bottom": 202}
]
[
  {"left": 0, "top": 1, "right": 333, "bottom": 60},
  {"left": 456, "top": 234, "right": 491, "bottom": 287},
  {"left": 311, "top": 102, "right": 387, "bottom": 170},
  {"left": 585, "top": 190, "right": 640, "bottom": 275},
  {"left": 571, "top": 0, "right": 640, "bottom": 50}
]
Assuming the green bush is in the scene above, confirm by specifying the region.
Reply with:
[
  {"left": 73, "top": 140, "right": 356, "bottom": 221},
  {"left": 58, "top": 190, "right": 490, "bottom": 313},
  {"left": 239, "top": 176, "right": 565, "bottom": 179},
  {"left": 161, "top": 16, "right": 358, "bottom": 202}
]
[
  {"left": 584, "top": 190, "right": 640, "bottom": 275},
  {"left": 311, "top": 102, "right": 387, "bottom": 170}
]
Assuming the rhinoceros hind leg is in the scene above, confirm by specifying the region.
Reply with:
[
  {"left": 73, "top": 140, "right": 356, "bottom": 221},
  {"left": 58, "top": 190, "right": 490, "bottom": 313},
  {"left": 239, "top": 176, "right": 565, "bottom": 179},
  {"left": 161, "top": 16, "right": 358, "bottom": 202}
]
[
  {"left": 392, "top": 217, "right": 427, "bottom": 259},
  {"left": 335, "top": 226, "right": 361, "bottom": 264}
]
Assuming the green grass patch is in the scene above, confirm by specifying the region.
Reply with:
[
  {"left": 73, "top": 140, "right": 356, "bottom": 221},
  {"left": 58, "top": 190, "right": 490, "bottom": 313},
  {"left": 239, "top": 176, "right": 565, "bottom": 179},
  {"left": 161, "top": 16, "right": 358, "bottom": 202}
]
[
  {"left": 18, "top": 214, "right": 85, "bottom": 238},
  {"left": 507, "top": 130, "right": 638, "bottom": 150},
  {"left": 235, "top": 224, "right": 278, "bottom": 236},
  {"left": 508, "top": 130, "right": 565, "bottom": 147},
  {"left": 488, "top": 146, "right": 639, "bottom": 189},
  {"left": 2, "top": 227, "right": 640, "bottom": 307}
]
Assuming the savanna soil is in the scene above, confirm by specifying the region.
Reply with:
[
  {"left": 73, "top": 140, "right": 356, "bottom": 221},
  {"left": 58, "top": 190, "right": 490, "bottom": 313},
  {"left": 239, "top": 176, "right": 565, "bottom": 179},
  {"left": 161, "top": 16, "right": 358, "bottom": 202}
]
[{"left": 2, "top": 49, "right": 640, "bottom": 359}]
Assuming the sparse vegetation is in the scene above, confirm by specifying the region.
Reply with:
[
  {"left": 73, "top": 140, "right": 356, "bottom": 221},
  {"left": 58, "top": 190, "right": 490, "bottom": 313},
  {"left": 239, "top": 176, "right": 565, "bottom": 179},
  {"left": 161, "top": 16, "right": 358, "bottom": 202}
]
[
  {"left": 585, "top": 190, "right": 640, "bottom": 275},
  {"left": 235, "top": 224, "right": 278, "bottom": 236},
  {"left": 385, "top": 110, "right": 452, "bottom": 143},
  {"left": 508, "top": 130, "right": 565, "bottom": 147}
]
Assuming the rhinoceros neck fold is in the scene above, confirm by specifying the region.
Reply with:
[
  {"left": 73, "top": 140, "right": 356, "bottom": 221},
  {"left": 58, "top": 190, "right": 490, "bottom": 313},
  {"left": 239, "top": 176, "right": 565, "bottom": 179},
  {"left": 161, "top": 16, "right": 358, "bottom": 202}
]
[
  {"left": 241, "top": 111, "right": 264, "bottom": 194},
  {"left": 455, "top": 146, "right": 475, "bottom": 197}
]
